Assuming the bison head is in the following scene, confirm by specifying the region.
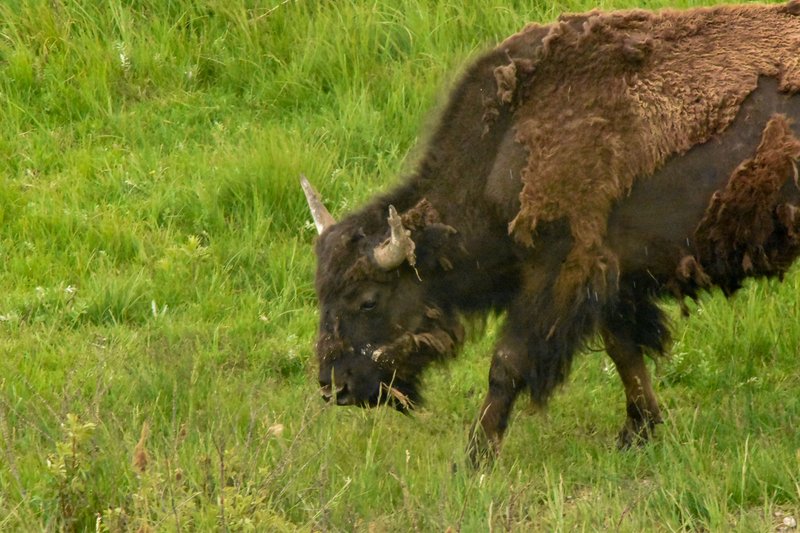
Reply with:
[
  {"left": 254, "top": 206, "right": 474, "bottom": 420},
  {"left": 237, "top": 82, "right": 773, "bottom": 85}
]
[{"left": 302, "top": 177, "right": 464, "bottom": 411}]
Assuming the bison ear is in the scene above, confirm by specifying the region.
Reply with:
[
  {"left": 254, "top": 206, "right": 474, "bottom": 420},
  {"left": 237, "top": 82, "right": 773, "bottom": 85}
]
[{"left": 410, "top": 222, "right": 460, "bottom": 273}]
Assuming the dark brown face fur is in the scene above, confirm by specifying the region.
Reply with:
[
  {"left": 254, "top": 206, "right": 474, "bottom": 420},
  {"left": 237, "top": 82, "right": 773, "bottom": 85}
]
[{"left": 313, "top": 211, "right": 464, "bottom": 410}]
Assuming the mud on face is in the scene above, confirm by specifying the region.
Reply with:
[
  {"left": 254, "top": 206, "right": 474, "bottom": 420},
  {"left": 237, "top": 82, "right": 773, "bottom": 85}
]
[{"left": 313, "top": 206, "right": 464, "bottom": 411}]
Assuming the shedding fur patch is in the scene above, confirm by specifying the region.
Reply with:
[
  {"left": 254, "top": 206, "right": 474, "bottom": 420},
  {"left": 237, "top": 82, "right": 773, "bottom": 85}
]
[
  {"left": 400, "top": 198, "right": 446, "bottom": 230},
  {"left": 694, "top": 114, "right": 800, "bottom": 293},
  {"left": 483, "top": 54, "right": 537, "bottom": 135},
  {"left": 492, "top": 3, "right": 800, "bottom": 304}
]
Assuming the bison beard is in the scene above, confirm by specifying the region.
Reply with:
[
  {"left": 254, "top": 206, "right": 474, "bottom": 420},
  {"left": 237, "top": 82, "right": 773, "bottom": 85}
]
[{"left": 305, "top": 1, "right": 800, "bottom": 464}]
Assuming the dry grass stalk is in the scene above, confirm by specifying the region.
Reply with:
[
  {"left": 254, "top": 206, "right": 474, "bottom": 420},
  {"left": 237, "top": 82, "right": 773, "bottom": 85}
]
[
  {"left": 381, "top": 383, "right": 415, "bottom": 410},
  {"left": 132, "top": 422, "right": 150, "bottom": 474}
]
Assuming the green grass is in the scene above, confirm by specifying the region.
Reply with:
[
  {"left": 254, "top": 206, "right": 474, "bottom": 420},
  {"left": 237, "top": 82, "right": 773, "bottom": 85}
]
[{"left": 1, "top": 0, "right": 798, "bottom": 530}]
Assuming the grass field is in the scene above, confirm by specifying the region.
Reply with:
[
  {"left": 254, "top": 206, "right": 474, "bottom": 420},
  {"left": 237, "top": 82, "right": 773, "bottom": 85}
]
[{"left": 1, "top": 0, "right": 798, "bottom": 530}]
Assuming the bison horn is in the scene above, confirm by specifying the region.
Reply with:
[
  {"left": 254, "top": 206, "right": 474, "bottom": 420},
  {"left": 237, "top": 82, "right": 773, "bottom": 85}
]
[
  {"left": 300, "top": 175, "right": 336, "bottom": 234},
  {"left": 373, "top": 205, "right": 416, "bottom": 270}
]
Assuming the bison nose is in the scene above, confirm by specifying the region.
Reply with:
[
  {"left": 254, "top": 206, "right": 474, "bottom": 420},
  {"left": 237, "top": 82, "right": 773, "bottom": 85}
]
[
  {"left": 320, "top": 384, "right": 333, "bottom": 402},
  {"left": 333, "top": 384, "right": 354, "bottom": 405},
  {"left": 320, "top": 383, "right": 351, "bottom": 404}
]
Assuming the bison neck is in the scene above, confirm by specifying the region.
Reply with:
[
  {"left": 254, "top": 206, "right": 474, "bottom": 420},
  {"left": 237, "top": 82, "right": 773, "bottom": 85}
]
[{"left": 433, "top": 222, "right": 523, "bottom": 314}]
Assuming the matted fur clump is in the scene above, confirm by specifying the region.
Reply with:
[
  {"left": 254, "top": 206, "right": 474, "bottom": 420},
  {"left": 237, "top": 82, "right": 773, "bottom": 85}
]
[{"left": 492, "top": 1, "right": 800, "bottom": 304}]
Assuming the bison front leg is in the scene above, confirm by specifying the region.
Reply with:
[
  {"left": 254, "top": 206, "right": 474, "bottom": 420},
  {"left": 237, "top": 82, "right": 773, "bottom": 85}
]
[
  {"left": 468, "top": 342, "right": 527, "bottom": 465},
  {"left": 602, "top": 329, "right": 663, "bottom": 448}
]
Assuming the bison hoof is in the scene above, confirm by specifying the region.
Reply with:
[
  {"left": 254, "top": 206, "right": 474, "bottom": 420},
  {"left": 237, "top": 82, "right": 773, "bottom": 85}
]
[
  {"left": 466, "top": 429, "right": 499, "bottom": 468},
  {"left": 616, "top": 416, "right": 661, "bottom": 450}
]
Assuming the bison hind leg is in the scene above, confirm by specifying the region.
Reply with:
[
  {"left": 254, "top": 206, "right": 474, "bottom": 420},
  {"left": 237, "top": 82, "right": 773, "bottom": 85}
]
[{"left": 601, "top": 288, "right": 669, "bottom": 448}]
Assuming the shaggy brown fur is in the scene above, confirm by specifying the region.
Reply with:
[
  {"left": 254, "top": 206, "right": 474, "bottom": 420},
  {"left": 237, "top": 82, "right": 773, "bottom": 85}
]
[
  {"left": 491, "top": 3, "right": 800, "bottom": 305},
  {"left": 695, "top": 114, "right": 800, "bottom": 292},
  {"left": 309, "top": 1, "right": 800, "bottom": 462}
]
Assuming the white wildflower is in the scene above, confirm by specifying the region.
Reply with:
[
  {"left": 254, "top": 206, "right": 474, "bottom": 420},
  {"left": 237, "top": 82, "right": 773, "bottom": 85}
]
[{"left": 115, "top": 42, "right": 130, "bottom": 72}]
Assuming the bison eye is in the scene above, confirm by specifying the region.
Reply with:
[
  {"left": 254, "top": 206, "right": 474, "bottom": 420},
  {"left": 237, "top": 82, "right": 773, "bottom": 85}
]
[{"left": 360, "top": 299, "right": 377, "bottom": 312}]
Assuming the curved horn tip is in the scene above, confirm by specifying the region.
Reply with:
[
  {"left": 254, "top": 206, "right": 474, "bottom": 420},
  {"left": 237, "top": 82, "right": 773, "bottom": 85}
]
[
  {"left": 387, "top": 205, "right": 403, "bottom": 226},
  {"left": 300, "top": 174, "right": 336, "bottom": 235}
]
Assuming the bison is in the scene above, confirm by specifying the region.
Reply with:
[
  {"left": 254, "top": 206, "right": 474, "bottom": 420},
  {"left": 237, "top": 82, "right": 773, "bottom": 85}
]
[{"left": 303, "top": 2, "right": 800, "bottom": 462}]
